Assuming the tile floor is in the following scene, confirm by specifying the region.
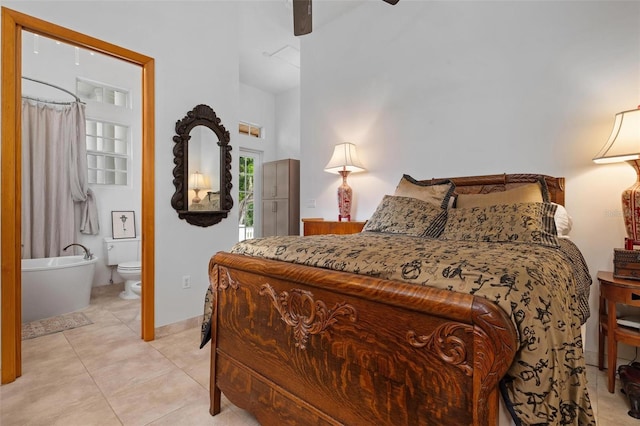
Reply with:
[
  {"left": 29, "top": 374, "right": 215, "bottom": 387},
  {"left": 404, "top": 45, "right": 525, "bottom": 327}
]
[{"left": 0, "top": 283, "right": 636, "bottom": 425}]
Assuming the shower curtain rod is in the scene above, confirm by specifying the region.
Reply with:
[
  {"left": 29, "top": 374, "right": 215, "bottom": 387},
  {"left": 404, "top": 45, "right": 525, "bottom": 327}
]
[{"left": 21, "top": 76, "right": 83, "bottom": 104}]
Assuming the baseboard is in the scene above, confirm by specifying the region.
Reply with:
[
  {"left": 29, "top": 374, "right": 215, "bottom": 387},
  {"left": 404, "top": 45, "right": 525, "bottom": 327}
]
[{"left": 154, "top": 315, "right": 202, "bottom": 339}]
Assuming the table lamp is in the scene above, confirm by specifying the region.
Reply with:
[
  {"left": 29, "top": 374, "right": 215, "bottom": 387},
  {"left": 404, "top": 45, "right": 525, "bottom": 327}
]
[
  {"left": 324, "top": 142, "right": 365, "bottom": 221},
  {"left": 188, "top": 171, "right": 207, "bottom": 204},
  {"left": 593, "top": 105, "right": 640, "bottom": 246}
]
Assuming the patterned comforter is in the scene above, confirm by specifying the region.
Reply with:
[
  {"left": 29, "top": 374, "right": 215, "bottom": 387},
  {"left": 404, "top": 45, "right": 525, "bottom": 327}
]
[{"left": 203, "top": 232, "right": 594, "bottom": 425}]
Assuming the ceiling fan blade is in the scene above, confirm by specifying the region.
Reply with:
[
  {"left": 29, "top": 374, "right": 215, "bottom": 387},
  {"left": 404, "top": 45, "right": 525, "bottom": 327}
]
[
  {"left": 293, "top": 0, "right": 312, "bottom": 36},
  {"left": 382, "top": 0, "right": 399, "bottom": 4}
]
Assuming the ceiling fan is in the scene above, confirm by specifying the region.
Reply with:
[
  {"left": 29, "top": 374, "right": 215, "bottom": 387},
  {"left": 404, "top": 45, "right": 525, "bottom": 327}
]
[{"left": 293, "top": 0, "right": 399, "bottom": 36}]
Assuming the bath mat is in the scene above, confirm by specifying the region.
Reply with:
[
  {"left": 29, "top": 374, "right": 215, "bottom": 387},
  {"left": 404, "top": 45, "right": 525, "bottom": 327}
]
[{"left": 22, "top": 311, "right": 92, "bottom": 340}]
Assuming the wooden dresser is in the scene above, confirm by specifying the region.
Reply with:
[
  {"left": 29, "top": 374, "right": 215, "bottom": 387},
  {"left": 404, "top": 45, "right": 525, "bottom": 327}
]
[{"left": 302, "top": 218, "right": 366, "bottom": 236}]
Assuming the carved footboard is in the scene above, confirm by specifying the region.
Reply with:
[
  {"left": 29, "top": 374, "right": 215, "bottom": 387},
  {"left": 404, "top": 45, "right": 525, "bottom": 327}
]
[{"left": 208, "top": 252, "right": 517, "bottom": 426}]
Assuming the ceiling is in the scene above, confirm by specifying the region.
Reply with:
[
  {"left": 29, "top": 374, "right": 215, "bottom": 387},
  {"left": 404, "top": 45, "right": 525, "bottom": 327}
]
[{"left": 239, "top": 0, "right": 365, "bottom": 94}]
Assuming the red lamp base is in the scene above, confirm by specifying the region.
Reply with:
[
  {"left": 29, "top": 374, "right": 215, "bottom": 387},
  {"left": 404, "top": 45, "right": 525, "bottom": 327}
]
[
  {"left": 337, "top": 170, "right": 352, "bottom": 222},
  {"left": 622, "top": 160, "right": 640, "bottom": 242}
]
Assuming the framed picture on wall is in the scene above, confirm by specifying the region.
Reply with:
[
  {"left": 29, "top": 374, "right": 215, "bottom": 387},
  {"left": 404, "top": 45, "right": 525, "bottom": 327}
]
[{"left": 111, "top": 211, "right": 136, "bottom": 239}]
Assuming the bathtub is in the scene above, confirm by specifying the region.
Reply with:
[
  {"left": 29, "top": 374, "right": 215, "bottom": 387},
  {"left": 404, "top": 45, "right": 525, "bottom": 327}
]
[{"left": 21, "top": 255, "right": 98, "bottom": 323}]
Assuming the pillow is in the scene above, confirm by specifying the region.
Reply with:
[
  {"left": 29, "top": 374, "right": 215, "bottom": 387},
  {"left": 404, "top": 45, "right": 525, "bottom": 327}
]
[
  {"left": 455, "top": 180, "right": 549, "bottom": 209},
  {"left": 394, "top": 175, "right": 456, "bottom": 209},
  {"left": 553, "top": 203, "right": 573, "bottom": 237},
  {"left": 363, "top": 195, "right": 447, "bottom": 238},
  {"left": 439, "top": 202, "right": 559, "bottom": 247}
]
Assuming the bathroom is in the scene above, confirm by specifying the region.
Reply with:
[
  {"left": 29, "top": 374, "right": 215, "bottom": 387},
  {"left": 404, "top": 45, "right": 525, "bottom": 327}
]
[{"left": 21, "top": 33, "right": 144, "bottom": 323}]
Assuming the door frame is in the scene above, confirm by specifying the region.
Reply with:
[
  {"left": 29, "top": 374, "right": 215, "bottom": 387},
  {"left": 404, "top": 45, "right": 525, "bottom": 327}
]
[
  {"left": 1, "top": 7, "right": 156, "bottom": 384},
  {"left": 239, "top": 149, "right": 263, "bottom": 239}
]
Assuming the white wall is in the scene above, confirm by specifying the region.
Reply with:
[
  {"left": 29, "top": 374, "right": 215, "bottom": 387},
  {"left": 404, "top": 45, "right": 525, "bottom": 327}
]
[
  {"left": 3, "top": 1, "right": 241, "bottom": 327},
  {"left": 298, "top": 1, "right": 640, "bottom": 362},
  {"left": 238, "top": 83, "right": 277, "bottom": 162},
  {"left": 237, "top": 83, "right": 300, "bottom": 163},
  {"left": 275, "top": 86, "right": 301, "bottom": 159}
]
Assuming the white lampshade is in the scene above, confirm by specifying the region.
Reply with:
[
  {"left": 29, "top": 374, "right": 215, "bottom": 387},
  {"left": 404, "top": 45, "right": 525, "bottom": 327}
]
[
  {"left": 593, "top": 105, "right": 640, "bottom": 243},
  {"left": 324, "top": 143, "right": 365, "bottom": 174},
  {"left": 593, "top": 106, "right": 640, "bottom": 164},
  {"left": 188, "top": 171, "right": 208, "bottom": 190}
]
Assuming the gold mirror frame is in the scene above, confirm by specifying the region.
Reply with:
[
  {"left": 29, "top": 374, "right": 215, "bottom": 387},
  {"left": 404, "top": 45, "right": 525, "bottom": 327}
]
[{"left": 1, "top": 7, "right": 155, "bottom": 384}]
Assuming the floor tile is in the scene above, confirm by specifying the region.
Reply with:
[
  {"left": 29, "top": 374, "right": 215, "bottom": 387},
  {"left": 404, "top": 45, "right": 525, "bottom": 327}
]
[
  {"left": 0, "top": 370, "right": 103, "bottom": 425},
  {"left": 89, "top": 348, "right": 177, "bottom": 397},
  {"left": 146, "top": 391, "right": 235, "bottom": 425},
  {"left": 107, "top": 369, "right": 207, "bottom": 426},
  {"left": 149, "top": 327, "right": 207, "bottom": 370},
  {"left": 49, "top": 395, "right": 122, "bottom": 426}
]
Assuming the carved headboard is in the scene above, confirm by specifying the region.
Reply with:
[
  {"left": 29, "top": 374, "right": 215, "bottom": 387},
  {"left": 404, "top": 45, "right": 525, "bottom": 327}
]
[{"left": 424, "top": 173, "right": 565, "bottom": 206}]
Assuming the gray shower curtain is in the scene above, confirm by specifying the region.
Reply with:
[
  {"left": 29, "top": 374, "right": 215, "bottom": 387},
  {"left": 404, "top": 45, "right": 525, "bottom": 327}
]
[{"left": 22, "top": 99, "right": 99, "bottom": 259}]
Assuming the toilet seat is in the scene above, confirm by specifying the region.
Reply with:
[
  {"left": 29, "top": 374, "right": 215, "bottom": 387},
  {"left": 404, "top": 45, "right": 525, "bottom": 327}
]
[{"left": 118, "top": 260, "right": 141, "bottom": 271}]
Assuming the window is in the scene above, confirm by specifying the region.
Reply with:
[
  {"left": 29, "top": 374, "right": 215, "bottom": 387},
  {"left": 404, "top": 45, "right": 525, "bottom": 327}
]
[
  {"left": 238, "top": 155, "right": 255, "bottom": 240},
  {"left": 78, "top": 78, "right": 132, "bottom": 185},
  {"left": 239, "top": 121, "right": 262, "bottom": 138},
  {"left": 76, "top": 78, "right": 130, "bottom": 107},
  {"left": 86, "top": 119, "right": 130, "bottom": 185}
]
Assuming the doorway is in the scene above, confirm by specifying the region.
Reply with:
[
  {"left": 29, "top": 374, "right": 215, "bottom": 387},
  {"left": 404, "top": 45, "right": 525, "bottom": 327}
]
[
  {"left": 238, "top": 149, "right": 263, "bottom": 240},
  {"left": 1, "top": 7, "right": 155, "bottom": 384}
]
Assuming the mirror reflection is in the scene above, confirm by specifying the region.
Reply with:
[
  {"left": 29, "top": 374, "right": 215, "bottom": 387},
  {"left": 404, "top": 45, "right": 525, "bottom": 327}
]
[{"left": 188, "top": 126, "right": 220, "bottom": 211}]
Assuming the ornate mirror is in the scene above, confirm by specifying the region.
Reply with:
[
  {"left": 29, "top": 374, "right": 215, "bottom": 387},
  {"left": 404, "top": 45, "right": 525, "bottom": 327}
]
[{"left": 171, "top": 104, "right": 232, "bottom": 227}]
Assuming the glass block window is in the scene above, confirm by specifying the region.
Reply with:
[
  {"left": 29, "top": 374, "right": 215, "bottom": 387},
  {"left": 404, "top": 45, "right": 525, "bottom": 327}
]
[
  {"left": 86, "top": 119, "right": 130, "bottom": 185},
  {"left": 239, "top": 121, "right": 262, "bottom": 138},
  {"left": 76, "top": 78, "right": 130, "bottom": 107}
]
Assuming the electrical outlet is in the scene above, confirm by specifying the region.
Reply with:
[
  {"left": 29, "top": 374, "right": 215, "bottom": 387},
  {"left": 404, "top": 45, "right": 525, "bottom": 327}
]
[{"left": 182, "top": 275, "right": 191, "bottom": 289}]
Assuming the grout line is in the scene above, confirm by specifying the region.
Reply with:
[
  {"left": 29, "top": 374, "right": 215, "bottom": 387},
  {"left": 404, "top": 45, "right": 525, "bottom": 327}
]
[{"left": 62, "top": 303, "right": 126, "bottom": 424}]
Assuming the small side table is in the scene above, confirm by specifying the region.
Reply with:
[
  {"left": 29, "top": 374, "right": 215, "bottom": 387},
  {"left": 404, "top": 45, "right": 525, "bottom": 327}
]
[
  {"left": 301, "top": 218, "right": 366, "bottom": 236},
  {"left": 597, "top": 271, "right": 640, "bottom": 393}
]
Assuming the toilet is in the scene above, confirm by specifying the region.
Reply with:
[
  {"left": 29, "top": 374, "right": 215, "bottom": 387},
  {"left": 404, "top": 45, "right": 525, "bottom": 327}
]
[
  {"left": 104, "top": 237, "right": 141, "bottom": 300},
  {"left": 131, "top": 281, "right": 142, "bottom": 296}
]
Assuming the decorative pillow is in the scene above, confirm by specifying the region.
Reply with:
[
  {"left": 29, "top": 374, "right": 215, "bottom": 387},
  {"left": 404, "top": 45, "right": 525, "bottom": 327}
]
[
  {"left": 394, "top": 175, "right": 455, "bottom": 209},
  {"left": 455, "top": 180, "right": 550, "bottom": 209},
  {"left": 552, "top": 203, "right": 573, "bottom": 237},
  {"left": 439, "top": 202, "right": 559, "bottom": 247},
  {"left": 363, "top": 195, "right": 447, "bottom": 237}
]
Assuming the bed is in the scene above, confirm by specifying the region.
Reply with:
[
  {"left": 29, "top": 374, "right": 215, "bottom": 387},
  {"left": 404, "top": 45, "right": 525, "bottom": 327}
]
[{"left": 201, "top": 173, "right": 594, "bottom": 425}]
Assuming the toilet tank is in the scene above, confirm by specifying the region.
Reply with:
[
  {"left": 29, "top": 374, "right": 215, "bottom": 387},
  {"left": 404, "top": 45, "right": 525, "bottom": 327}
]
[{"left": 104, "top": 237, "right": 141, "bottom": 266}]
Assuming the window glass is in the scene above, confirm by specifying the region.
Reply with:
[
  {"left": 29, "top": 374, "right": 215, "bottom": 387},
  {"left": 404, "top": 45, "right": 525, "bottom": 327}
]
[
  {"left": 86, "top": 118, "right": 130, "bottom": 185},
  {"left": 239, "top": 155, "right": 255, "bottom": 240},
  {"left": 76, "top": 78, "right": 130, "bottom": 108},
  {"left": 239, "top": 121, "right": 262, "bottom": 139}
]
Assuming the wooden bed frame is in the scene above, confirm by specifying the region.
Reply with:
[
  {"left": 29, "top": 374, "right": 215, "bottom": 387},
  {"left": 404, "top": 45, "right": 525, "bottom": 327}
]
[{"left": 207, "top": 174, "right": 565, "bottom": 426}]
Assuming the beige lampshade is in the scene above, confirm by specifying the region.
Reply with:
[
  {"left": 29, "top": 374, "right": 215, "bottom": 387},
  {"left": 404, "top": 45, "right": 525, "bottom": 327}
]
[
  {"left": 593, "top": 106, "right": 640, "bottom": 242},
  {"left": 324, "top": 143, "right": 365, "bottom": 174},
  {"left": 188, "top": 171, "right": 208, "bottom": 190},
  {"left": 593, "top": 106, "right": 640, "bottom": 164}
]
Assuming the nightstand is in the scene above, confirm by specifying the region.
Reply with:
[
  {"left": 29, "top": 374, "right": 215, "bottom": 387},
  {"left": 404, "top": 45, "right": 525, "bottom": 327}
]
[
  {"left": 301, "top": 218, "right": 366, "bottom": 236},
  {"left": 597, "top": 271, "right": 640, "bottom": 393}
]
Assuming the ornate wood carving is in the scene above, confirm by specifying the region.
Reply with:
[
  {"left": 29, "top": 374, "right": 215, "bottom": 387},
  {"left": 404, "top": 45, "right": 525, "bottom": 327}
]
[
  {"left": 425, "top": 173, "right": 566, "bottom": 206},
  {"left": 217, "top": 266, "right": 237, "bottom": 291},
  {"left": 407, "top": 323, "right": 474, "bottom": 376},
  {"left": 259, "top": 283, "right": 357, "bottom": 350},
  {"left": 171, "top": 104, "right": 233, "bottom": 227}
]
